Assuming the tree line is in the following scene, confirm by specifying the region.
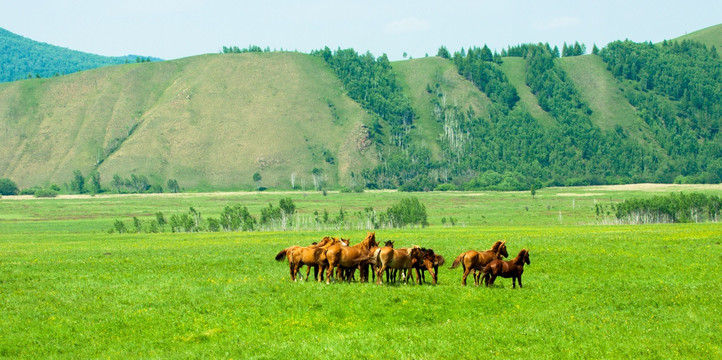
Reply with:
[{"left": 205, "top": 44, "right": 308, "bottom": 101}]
[{"left": 110, "top": 196, "right": 431, "bottom": 234}]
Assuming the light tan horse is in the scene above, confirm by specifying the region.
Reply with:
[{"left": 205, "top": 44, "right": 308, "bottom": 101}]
[
  {"left": 449, "top": 240, "right": 508, "bottom": 286},
  {"left": 275, "top": 237, "right": 332, "bottom": 281},
  {"left": 325, "top": 232, "right": 378, "bottom": 284},
  {"left": 375, "top": 245, "right": 426, "bottom": 284},
  {"left": 289, "top": 237, "right": 347, "bottom": 281}
]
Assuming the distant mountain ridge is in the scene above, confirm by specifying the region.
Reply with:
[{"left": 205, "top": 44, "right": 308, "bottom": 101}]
[
  {"left": 0, "top": 27, "right": 160, "bottom": 82},
  {"left": 0, "top": 24, "right": 720, "bottom": 192}
]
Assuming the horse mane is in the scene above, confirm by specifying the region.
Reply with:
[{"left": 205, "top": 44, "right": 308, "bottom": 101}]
[
  {"left": 490, "top": 241, "right": 503, "bottom": 252},
  {"left": 514, "top": 249, "right": 527, "bottom": 265}
]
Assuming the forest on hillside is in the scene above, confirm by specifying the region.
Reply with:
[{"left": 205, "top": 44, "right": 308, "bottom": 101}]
[
  {"left": 314, "top": 39, "right": 721, "bottom": 191},
  {"left": 2, "top": 27, "right": 721, "bottom": 193},
  {"left": 0, "top": 27, "right": 154, "bottom": 82}
]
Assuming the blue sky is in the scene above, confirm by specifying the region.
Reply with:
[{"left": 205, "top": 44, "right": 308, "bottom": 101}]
[{"left": 1, "top": 1, "right": 720, "bottom": 60}]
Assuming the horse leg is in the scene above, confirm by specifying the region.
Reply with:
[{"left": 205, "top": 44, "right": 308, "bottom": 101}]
[
  {"left": 517, "top": 275, "right": 523, "bottom": 288},
  {"left": 325, "top": 264, "right": 334, "bottom": 284},
  {"left": 304, "top": 265, "right": 312, "bottom": 282},
  {"left": 415, "top": 268, "right": 422, "bottom": 285},
  {"left": 293, "top": 262, "right": 302, "bottom": 282},
  {"left": 376, "top": 265, "right": 386, "bottom": 284},
  {"left": 461, "top": 267, "right": 472, "bottom": 286},
  {"left": 289, "top": 262, "right": 296, "bottom": 281}
]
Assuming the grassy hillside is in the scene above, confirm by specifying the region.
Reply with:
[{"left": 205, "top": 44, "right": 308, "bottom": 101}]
[
  {"left": 672, "top": 23, "right": 722, "bottom": 50},
  {"left": 2, "top": 23, "right": 721, "bottom": 191},
  {"left": 0, "top": 52, "right": 378, "bottom": 189},
  {"left": 499, "top": 57, "right": 556, "bottom": 127},
  {"left": 393, "top": 57, "right": 492, "bottom": 158}
]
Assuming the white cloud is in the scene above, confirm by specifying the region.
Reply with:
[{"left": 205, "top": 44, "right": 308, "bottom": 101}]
[{"left": 385, "top": 17, "right": 430, "bottom": 34}]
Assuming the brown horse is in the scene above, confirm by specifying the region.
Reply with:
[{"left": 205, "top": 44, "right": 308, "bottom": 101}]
[
  {"left": 449, "top": 240, "right": 508, "bottom": 286},
  {"left": 360, "top": 240, "right": 394, "bottom": 283},
  {"left": 325, "top": 232, "right": 378, "bottom": 284},
  {"left": 289, "top": 237, "right": 347, "bottom": 281},
  {"left": 413, "top": 248, "right": 444, "bottom": 285},
  {"left": 275, "top": 236, "right": 333, "bottom": 281},
  {"left": 482, "top": 249, "right": 530, "bottom": 288},
  {"left": 376, "top": 245, "right": 427, "bottom": 284}
]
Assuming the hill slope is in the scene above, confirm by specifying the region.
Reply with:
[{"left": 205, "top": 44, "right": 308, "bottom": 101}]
[
  {"left": 1, "top": 24, "right": 721, "bottom": 191},
  {"left": 0, "top": 27, "right": 156, "bottom": 82},
  {"left": 0, "top": 52, "right": 377, "bottom": 189},
  {"left": 672, "top": 23, "right": 722, "bottom": 50}
]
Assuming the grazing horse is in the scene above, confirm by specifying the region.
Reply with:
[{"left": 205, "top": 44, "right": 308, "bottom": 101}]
[
  {"left": 289, "top": 237, "right": 347, "bottom": 281},
  {"left": 482, "top": 249, "right": 530, "bottom": 288},
  {"left": 376, "top": 245, "right": 427, "bottom": 284},
  {"left": 449, "top": 240, "right": 508, "bottom": 286},
  {"left": 325, "top": 232, "right": 378, "bottom": 284},
  {"left": 413, "top": 248, "right": 444, "bottom": 285}
]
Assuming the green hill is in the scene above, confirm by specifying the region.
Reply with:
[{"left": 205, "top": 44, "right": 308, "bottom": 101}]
[
  {"left": 0, "top": 27, "right": 157, "bottom": 82},
  {"left": 1, "top": 24, "right": 721, "bottom": 192},
  {"left": 672, "top": 23, "right": 722, "bottom": 50},
  {"left": 0, "top": 52, "right": 377, "bottom": 190}
]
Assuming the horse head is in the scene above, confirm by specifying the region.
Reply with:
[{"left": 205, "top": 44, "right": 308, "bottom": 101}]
[
  {"left": 384, "top": 240, "right": 394, "bottom": 248},
  {"left": 340, "top": 238, "right": 350, "bottom": 246},
  {"left": 490, "top": 240, "right": 509, "bottom": 258},
  {"left": 363, "top": 232, "right": 378, "bottom": 248},
  {"left": 409, "top": 245, "right": 424, "bottom": 260},
  {"left": 523, "top": 249, "right": 530, "bottom": 265}
]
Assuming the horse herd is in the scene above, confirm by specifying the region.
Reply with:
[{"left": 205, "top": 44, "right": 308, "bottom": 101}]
[{"left": 275, "top": 231, "right": 531, "bottom": 287}]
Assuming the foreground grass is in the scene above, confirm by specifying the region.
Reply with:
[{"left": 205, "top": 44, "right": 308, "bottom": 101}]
[{"left": 2, "top": 224, "right": 720, "bottom": 358}]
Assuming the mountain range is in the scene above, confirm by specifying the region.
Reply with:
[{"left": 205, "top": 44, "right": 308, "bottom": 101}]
[{"left": 0, "top": 25, "right": 720, "bottom": 191}]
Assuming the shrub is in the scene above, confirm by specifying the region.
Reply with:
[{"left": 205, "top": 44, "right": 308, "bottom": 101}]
[
  {"left": 34, "top": 189, "right": 58, "bottom": 198},
  {"left": 386, "top": 196, "right": 429, "bottom": 228},
  {"left": 0, "top": 178, "right": 19, "bottom": 195}
]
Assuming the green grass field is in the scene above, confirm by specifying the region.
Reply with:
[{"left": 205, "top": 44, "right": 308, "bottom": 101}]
[{"left": 2, "top": 186, "right": 721, "bottom": 358}]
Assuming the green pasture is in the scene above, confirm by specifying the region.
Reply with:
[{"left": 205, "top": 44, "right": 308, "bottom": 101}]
[{"left": 1, "top": 187, "right": 721, "bottom": 358}]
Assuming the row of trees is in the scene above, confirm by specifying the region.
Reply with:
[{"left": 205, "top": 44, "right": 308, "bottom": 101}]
[
  {"left": 614, "top": 192, "right": 721, "bottom": 224},
  {"left": 110, "top": 197, "right": 430, "bottom": 234}
]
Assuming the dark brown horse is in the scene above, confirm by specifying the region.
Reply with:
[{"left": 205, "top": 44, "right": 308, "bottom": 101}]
[
  {"left": 325, "top": 232, "right": 378, "bottom": 283},
  {"left": 413, "top": 248, "right": 444, "bottom": 285},
  {"left": 449, "top": 240, "right": 508, "bottom": 286},
  {"left": 482, "top": 249, "right": 530, "bottom": 288}
]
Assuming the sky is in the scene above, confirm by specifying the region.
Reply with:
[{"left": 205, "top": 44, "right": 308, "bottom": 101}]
[{"left": 1, "top": 1, "right": 721, "bottom": 60}]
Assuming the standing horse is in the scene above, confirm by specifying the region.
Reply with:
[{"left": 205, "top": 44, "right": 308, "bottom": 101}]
[
  {"left": 325, "top": 232, "right": 378, "bottom": 284},
  {"left": 413, "top": 248, "right": 444, "bottom": 285},
  {"left": 482, "top": 249, "right": 530, "bottom": 288},
  {"left": 361, "top": 240, "right": 394, "bottom": 283},
  {"left": 376, "top": 245, "right": 427, "bottom": 284},
  {"left": 289, "top": 237, "right": 347, "bottom": 281},
  {"left": 275, "top": 237, "right": 333, "bottom": 281},
  {"left": 449, "top": 240, "right": 508, "bottom": 286}
]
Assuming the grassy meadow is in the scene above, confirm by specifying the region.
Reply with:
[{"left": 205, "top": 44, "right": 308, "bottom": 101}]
[{"left": 1, "top": 185, "right": 721, "bottom": 358}]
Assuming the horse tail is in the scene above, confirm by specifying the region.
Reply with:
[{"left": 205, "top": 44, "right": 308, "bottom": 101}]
[
  {"left": 449, "top": 252, "right": 465, "bottom": 269},
  {"left": 370, "top": 248, "right": 381, "bottom": 266},
  {"left": 275, "top": 248, "right": 289, "bottom": 261}
]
